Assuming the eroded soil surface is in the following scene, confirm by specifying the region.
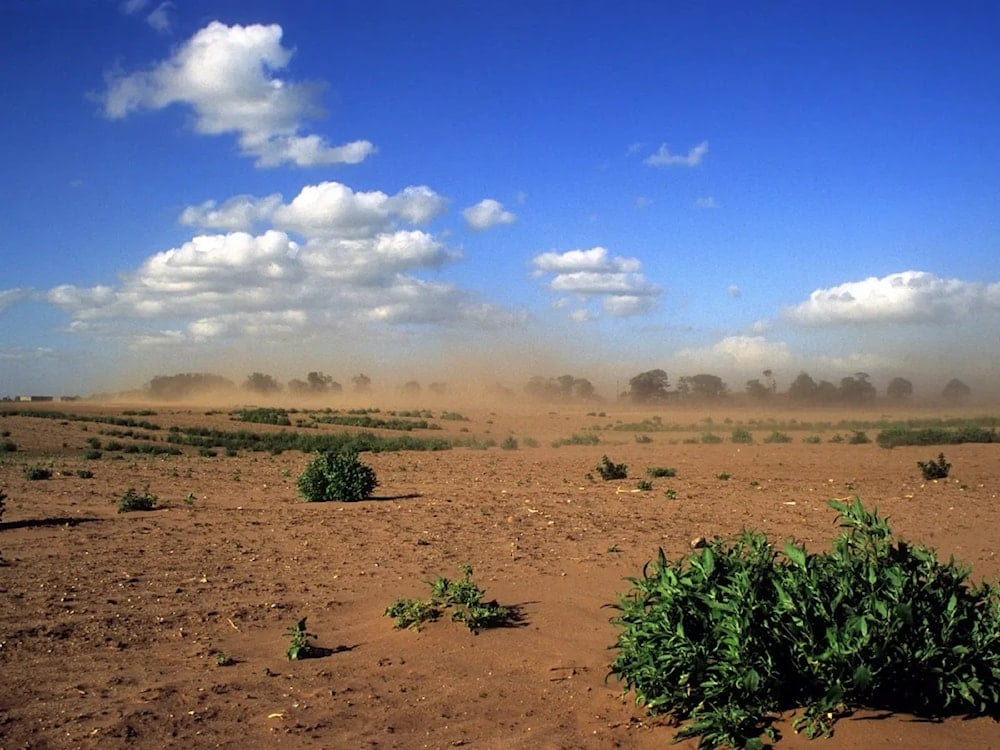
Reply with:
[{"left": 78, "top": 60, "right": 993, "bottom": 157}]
[{"left": 2, "top": 402, "right": 999, "bottom": 749}]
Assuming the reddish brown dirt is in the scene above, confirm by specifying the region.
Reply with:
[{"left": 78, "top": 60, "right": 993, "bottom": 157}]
[{"left": 1, "top": 402, "right": 999, "bottom": 749}]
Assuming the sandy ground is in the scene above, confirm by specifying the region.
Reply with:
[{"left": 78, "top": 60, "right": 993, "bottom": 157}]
[{"left": 1, "top": 401, "right": 999, "bottom": 749}]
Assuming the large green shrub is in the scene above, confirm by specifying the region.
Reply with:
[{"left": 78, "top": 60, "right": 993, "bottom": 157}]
[
  {"left": 609, "top": 498, "right": 1000, "bottom": 749},
  {"left": 297, "top": 449, "right": 378, "bottom": 502}
]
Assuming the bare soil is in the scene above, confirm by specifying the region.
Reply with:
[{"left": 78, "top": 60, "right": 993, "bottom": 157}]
[{"left": 1, "top": 401, "right": 999, "bottom": 749}]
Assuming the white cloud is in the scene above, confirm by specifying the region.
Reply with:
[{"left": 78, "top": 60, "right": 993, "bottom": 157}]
[
  {"left": 728, "top": 284, "right": 742, "bottom": 298},
  {"left": 101, "top": 21, "right": 375, "bottom": 168},
  {"left": 179, "top": 193, "right": 283, "bottom": 231},
  {"left": 645, "top": 140, "right": 709, "bottom": 168},
  {"left": 0, "top": 288, "right": 31, "bottom": 314},
  {"left": 462, "top": 199, "right": 516, "bottom": 231},
  {"left": 145, "top": 2, "right": 174, "bottom": 33},
  {"left": 783, "top": 270, "right": 1000, "bottom": 326},
  {"left": 635, "top": 196, "right": 652, "bottom": 209},
  {"left": 695, "top": 196, "right": 718, "bottom": 209},
  {"left": 531, "top": 247, "right": 661, "bottom": 319},
  {"left": 46, "top": 179, "right": 518, "bottom": 348}
]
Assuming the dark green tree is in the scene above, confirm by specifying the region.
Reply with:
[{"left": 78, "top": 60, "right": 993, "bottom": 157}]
[
  {"left": 243, "top": 372, "right": 282, "bottom": 394},
  {"left": 941, "top": 378, "right": 971, "bottom": 404},
  {"left": 886, "top": 377, "right": 914, "bottom": 402},
  {"left": 628, "top": 369, "right": 671, "bottom": 403}
]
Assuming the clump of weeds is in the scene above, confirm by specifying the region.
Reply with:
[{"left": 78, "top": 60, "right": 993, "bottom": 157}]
[
  {"left": 385, "top": 564, "right": 513, "bottom": 632},
  {"left": 596, "top": 455, "right": 628, "bottom": 480},
  {"left": 918, "top": 452, "right": 951, "bottom": 480},
  {"left": 117, "top": 486, "right": 157, "bottom": 513}
]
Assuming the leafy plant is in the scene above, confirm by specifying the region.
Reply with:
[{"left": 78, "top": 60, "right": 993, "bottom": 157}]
[
  {"left": 636, "top": 480, "right": 653, "bottom": 492},
  {"left": 647, "top": 466, "right": 677, "bottom": 478},
  {"left": 847, "top": 430, "right": 871, "bottom": 444},
  {"left": 297, "top": 449, "right": 378, "bottom": 502},
  {"left": 803, "top": 435, "right": 822, "bottom": 444},
  {"left": 83, "top": 449, "right": 102, "bottom": 460},
  {"left": 763, "top": 431, "right": 792, "bottom": 444},
  {"left": 0, "top": 440, "right": 16, "bottom": 452},
  {"left": 596, "top": 455, "right": 628, "bottom": 480},
  {"left": 731, "top": 427, "right": 753, "bottom": 444},
  {"left": 500, "top": 436, "right": 519, "bottom": 450},
  {"left": 385, "top": 564, "right": 511, "bottom": 632},
  {"left": 918, "top": 452, "right": 952, "bottom": 480},
  {"left": 117, "top": 486, "right": 157, "bottom": 513},
  {"left": 664, "top": 488, "right": 678, "bottom": 500},
  {"left": 76, "top": 469, "right": 94, "bottom": 479},
  {"left": 716, "top": 471, "right": 731, "bottom": 481},
  {"left": 216, "top": 652, "right": 234, "bottom": 667},
  {"left": 23, "top": 466, "right": 52, "bottom": 480},
  {"left": 285, "top": 617, "right": 317, "bottom": 660},
  {"left": 701, "top": 432, "right": 724, "bottom": 444},
  {"left": 609, "top": 498, "right": 1000, "bottom": 749}
]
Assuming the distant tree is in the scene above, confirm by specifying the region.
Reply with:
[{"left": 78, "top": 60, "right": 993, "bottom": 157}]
[
  {"left": 787, "top": 372, "right": 818, "bottom": 402},
  {"left": 839, "top": 372, "right": 876, "bottom": 404},
  {"left": 428, "top": 382, "right": 448, "bottom": 396},
  {"left": 942, "top": 378, "right": 972, "bottom": 404},
  {"left": 289, "top": 372, "right": 341, "bottom": 395},
  {"left": 352, "top": 374, "right": 372, "bottom": 393},
  {"left": 628, "top": 369, "right": 671, "bottom": 403},
  {"left": 307, "top": 371, "right": 334, "bottom": 392},
  {"left": 525, "top": 375, "right": 599, "bottom": 402},
  {"left": 146, "top": 373, "right": 235, "bottom": 400},
  {"left": 886, "top": 377, "right": 914, "bottom": 402},
  {"left": 400, "top": 380, "right": 422, "bottom": 397},
  {"left": 678, "top": 373, "right": 727, "bottom": 400},
  {"left": 243, "top": 372, "right": 282, "bottom": 394},
  {"left": 573, "top": 377, "right": 597, "bottom": 400},
  {"left": 745, "top": 378, "right": 771, "bottom": 400},
  {"left": 815, "top": 380, "right": 840, "bottom": 404}
]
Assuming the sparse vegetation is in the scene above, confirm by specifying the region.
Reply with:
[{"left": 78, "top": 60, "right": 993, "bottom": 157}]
[
  {"left": 117, "top": 486, "right": 157, "bottom": 513},
  {"left": 636, "top": 480, "right": 653, "bottom": 492},
  {"left": 551, "top": 432, "right": 600, "bottom": 447},
  {"left": 609, "top": 498, "right": 1000, "bottom": 749},
  {"left": 297, "top": 449, "right": 378, "bottom": 502},
  {"left": 647, "top": 466, "right": 677, "bottom": 478},
  {"left": 285, "top": 617, "right": 317, "bottom": 660},
  {"left": 385, "top": 564, "right": 511, "bottom": 632},
  {"left": 763, "top": 431, "right": 793, "bottom": 444},
  {"left": 731, "top": 427, "right": 753, "bottom": 444},
  {"left": 596, "top": 455, "right": 628, "bottom": 480},
  {"left": 500, "top": 436, "right": 518, "bottom": 450},
  {"left": 24, "top": 466, "right": 52, "bottom": 480},
  {"left": 918, "top": 452, "right": 952, "bottom": 480}
]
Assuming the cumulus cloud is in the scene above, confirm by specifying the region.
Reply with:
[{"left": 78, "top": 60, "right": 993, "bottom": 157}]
[
  {"left": 531, "top": 247, "right": 661, "bottom": 318},
  {"left": 463, "top": 199, "right": 516, "bottom": 231},
  {"left": 101, "top": 21, "right": 375, "bottom": 167},
  {"left": 783, "top": 270, "right": 1000, "bottom": 326},
  {"left": 47, "top": 180, "right": 516, "bottom": 348},
  {"left": 180, "top": 182, "right": 447, "bottom": 237},
  {"left": 645, "top": 140, "right": 709, "bottom": 167}
]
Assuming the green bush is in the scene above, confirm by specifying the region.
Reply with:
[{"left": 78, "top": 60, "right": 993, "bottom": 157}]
[
  {"left": 118, "top": 487, "right": 157, "bottom": 513},
  {"left": 297, "top": 449, "right": 378, "bottom": 502},
  {"left": 647, "top": 466, "right": 677, "bottom": 478},
  {"left": 385, "top": 564, "right": 511, "bottom": 632},
  {"left": 731, "top": 428, "right": 753, "bottom": 444},
  {"left": 596, "top": 455, "right": 628, "bottom": 480},
  {"left": 847, "top": 430, "right": 871, "bottom": 444},
  {"left": 24, "top": 466, "right": 52, "bottom": 480},
  {"left": 609, "top": 498, "right": 1000, "bottom": 749},
  {"left": 918, "top": 452, "right": 951, "bottom": 480},
  {"left": 500, "top": 436, "right": 519, "bottom": 450},
  {"left": 763, "top": 431, "right": 793, "bottom": 444}
]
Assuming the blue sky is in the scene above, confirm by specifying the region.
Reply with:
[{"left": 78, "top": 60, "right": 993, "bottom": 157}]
[{"left": 2, "top": 1, "right": 999, "bottom": 398}]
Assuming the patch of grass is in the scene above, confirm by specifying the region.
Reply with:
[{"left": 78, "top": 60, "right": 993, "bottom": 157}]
[
  {"left": 636, "top": 480, "right": 653, "bottom": 492},
  {"left": 83, "top": 449, "right": 102, "bottom": 460},
  {"left": 24, "top": 466, "right": 52, "bottom": 480},
  {"left": 803, "top": 435, "right": 822, "bottom": 444},
  {"left": 716, "top": 472, "right": 731, "bottom": 481},
  {"left": 117, "top": 486, "right": 157, "bottom": 513},
  {"left": 0, "top": 440, "right": 16, "bottom": 453},
  {"left": 596, "top": 455, "right": 628, "bottom": 480},
  {"left": 297, "top": 449, "right": 378, "bottom": 502},
  {"left": 609, "top": 498, "right": 1000, "bottom": 749},
  {"left": 500, "top": 436, "right": 518, "bottom": 450},
  {"left": 647, "top": 466, "right": 677, "bottom": 478},
  {"left": 664, "top": 488, "right": 678, "bottom": 500},
  {"left": 76, "top": 469, "right": 94, "bottom": 479},
  {"left": 877, "top": 424, "right": 998, "bottom": 449},
  {"left": 847, "top": 430, "right": 871, "bottom": 444},
  {"left": 700, "top": 432, "right": 724, "bottom": 444},
  {"left": 918, "top": 452, "right": 952, "bottom": 480},
  {"left": 551, "top": 432, "right": 600, "bottom": 447},
  {"left": 234, "top": 408, "right": 291, "bottom": 426}
]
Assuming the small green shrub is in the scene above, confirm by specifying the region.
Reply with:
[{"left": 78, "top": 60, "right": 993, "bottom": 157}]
[
  {"left": 803, "top": 435, "right": 822, "bottom": 444},
  {"left": 609, "top": 498, "right": 1000, "bottom": 749},
  {"left": 918, "top": 452, "right": 952, "bottom": 480},
  {"left": 297, "top": 449, "right": 378, "bottom": 502},
  {"left": 701, "top": 432, "right": 724, "bottom": 444},
  {"left": 0, "top": 440, "right": 16, "bottom": 453},
  {"left": 664, "top": 488, "right": 678, "bottom": 500},
  {"left": 636, "top": 480, "right": 653, "bottom": 492},
  {"left": 847, "top": 430, "right": 871, "bottom": 444},
  {"left": 285, "top": 617, "right": 317, "bottom": 660},
  {"left": 716, "top": 471, "right": 731, "bottom": 480},
  {"left": 83, "top": 449, "right": 102, "bottom": 460},
  {"left": 635, "top": 434, "right": 653, "bottom": 444},
  {"left": 731, "top": 428, "right": 753, "bottom": 444},
  {"left": 500, "top": 436, "right": 518, "bottom": 450},
  {"left": 76, "top": 469, "right": 94, "bottom": 479},
  {"left": 117, "top": 487, "right": 157, "bottom": 513},
  {"left": 385, "top": 564, "right": 511, "bottom": 632},
  {"left": 763, "top": 431, "right": 793, "bottom": 444},
  {"left": 596, "top": 455, "right": 628, "bottom": 480},
  {"left": 24, "top": 466, "right": 52, "bottom": 481},
  {"left": 647, "top": 466, "right": 677, "bottom": 478}
]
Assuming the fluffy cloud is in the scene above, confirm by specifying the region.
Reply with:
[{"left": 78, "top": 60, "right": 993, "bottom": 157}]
[
  {"left": 180, "top": 182, "right": 447, "bottom": 236},
  {"left": 531, "top": 247, "right": 661, "bottom": 318},
  {"left": 462, "top": 199, "right": 516, "bottom": 231},
  {"left": 645, "top": 140, "right": 709, "bottom": 167},
  {"left": 783, "top": 271, "right": 1000, "bottom": 326},
  {"left": 121, "top": 0, "right": 173, "bottom": 33},
  {"left": 47, "top": 181, "right": 514, "bottom": 347},
  {"left": 101, "top": 21, "right": 375, "bottom": 167}
]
